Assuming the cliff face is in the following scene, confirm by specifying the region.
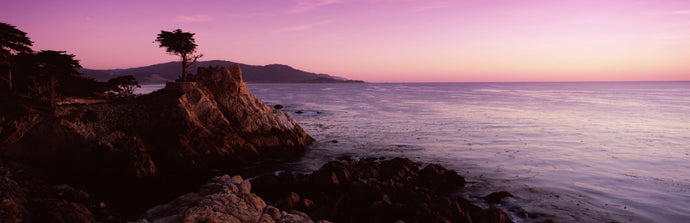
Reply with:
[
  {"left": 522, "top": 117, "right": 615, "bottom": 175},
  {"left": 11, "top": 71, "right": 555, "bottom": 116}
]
[
  {"left": 193, "top": 65, "right": 312, "bottom": 154},
  {"left": 1, "top": 64, "right": 312, "bottom": 178},
  {"left": 0, "top": 64, "right": 314, "bottom": 220}
]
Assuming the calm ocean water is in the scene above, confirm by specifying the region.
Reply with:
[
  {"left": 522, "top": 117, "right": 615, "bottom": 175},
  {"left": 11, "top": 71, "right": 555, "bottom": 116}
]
[{"left": 141, "top": 82, "right": 690, "bottom": 222}]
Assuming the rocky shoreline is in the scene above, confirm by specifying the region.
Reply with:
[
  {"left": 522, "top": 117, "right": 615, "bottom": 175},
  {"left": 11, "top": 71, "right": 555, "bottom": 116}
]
[
  {"left": 1, "top": 64, "right": 520, "bottom": 222},
  {"left": 1, "top": 154, "right": 518, "bottom": 223},
  {"left": 251, "top": 157, "right": 514, "bottom": 223}
]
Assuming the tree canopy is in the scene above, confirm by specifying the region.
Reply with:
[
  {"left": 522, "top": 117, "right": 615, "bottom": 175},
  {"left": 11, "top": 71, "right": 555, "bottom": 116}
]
[
  {"left": 155, "top": 29, "right": 202, "bottom": 82},
  {"left": 32, "top": 50, "right": 82, "bottom": 75},
  {"left": 0, "top": 22, "right": 33, "bottom": 57},
  {"left": 2, "top": 23, "right": 119, "bottom": 105},
  {"left": 1, "top": 22, "right": 34, "bottom": 93},
  {"left": 13, "top": 50, "right": 82, "bottom": 107}
]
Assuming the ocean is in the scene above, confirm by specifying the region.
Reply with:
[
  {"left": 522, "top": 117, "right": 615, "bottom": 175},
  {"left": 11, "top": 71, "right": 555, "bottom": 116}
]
[
  {"left": 248, "top": 82, "right": 690, "bottom": 223},
  {"left": 139, "top": 82, "right": 690, "bottom": 222}
]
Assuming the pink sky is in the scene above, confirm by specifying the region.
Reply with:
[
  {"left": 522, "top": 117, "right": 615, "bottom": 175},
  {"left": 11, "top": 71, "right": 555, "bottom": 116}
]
[{"left": 3, "top": 0, "right": 690, "bottom": 82}]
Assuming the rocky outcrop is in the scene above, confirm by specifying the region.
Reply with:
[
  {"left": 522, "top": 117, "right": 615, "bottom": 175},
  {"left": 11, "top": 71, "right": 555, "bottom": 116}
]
[
  {"left": 1, "top": 63, "right": 312, "bottom": 176},
  {"left": 137, "top": 175, "right": 325, "bottom": 223},
  {"left": 0, "top": 64, "right": 313, "bottom": 219},
  {"left": 191, "top": 65, "right": 313, "bottom": 156},
  {"left": 251, "top": 157, "right": 513, "bottom": 223}
]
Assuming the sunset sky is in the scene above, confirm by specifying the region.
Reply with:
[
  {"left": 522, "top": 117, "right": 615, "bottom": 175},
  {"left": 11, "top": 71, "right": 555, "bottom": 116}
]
[{"left": 3, "top": 0, "right": 690, "bottom": 82}]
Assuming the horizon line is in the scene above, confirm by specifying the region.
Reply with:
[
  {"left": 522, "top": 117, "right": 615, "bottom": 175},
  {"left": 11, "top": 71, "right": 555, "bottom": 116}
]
[
  {"left": 81, "top": 60, "right": 690, "bottom": 84},
  {"left": 242, "top": 80, "right": 690, "bottom": 84}
]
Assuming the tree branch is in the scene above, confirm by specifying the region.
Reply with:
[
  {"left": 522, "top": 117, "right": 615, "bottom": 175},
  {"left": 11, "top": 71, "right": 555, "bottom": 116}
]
[{"left": 187, "top": 54, "right": 203, "bottom": 67}]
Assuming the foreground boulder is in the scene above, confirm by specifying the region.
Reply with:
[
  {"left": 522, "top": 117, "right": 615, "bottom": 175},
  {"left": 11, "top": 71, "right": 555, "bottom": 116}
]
[
  {"left": 137, "top": 175, "right": 325, "bottom": 223},
  {"left": 251, "top": 157, "right": 512, "bottom": 223}
]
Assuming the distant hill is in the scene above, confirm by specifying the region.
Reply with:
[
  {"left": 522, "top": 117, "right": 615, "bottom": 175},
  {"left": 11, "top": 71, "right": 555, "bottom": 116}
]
[{"left": 81, "top": 60, "right": 364, "bottom": 84}]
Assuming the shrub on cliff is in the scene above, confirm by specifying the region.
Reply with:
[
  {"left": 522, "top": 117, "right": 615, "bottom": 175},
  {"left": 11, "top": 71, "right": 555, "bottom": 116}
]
[{"left": 107, "top": 75, "right": 140, "bottom": 98}]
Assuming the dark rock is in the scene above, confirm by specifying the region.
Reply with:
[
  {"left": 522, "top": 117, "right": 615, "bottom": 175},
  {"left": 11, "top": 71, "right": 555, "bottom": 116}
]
[
  {"left": 0, "top": 174, "right": 28, "bottom": 222},
  {"left": 264, "top": 205, "right": 281, "bottom": 220},
  {"left": 295, "top": 110, "right": 304, "bottom": 114},
  {"left": 484, "top": 191, "right": 514, "bottom": 204},
  {"left": 313, "top": 160, "right": 353, "bottom": 188},
  {"left": 30, "top": 199, "right": 96, "bottom": 223},
  {"left": 418, "top": 163, "right": 466, "bottom": 193},
  {"left": 479, "top": 206, "right": 513, "bottom": 223},
  {"left": 273, "top": 104, "right": 284, "bottom": 109},
  {"left": 379, "top": 157, "right": 419, "bottom": 183},
  {"left": 301, "top": 198, "right": 316, "bottom": 210},
  {"left": 0, "top": 158, "right": 122, "bottom": 223},
  {"left": 238, "top": 180, "right": 252, "bottom": 194},
  {"left": 330, "top": 140, "right": 338, "bottom": 143},
  {"left": 278, "top": 192, "right": 301, "bottom": 210},
  {"left": 251, "top": 157, "right": 513, "bottom": 223}
]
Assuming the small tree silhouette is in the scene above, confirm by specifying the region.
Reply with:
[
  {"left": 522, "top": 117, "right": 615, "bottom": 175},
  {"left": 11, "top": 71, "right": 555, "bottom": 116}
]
[
  {"left": 155, "top": 29, "right": 202, "bottom": 82},
  {"left": 0, "top": 22, "right": 34, "bottom": 93},
  {"left": 107, "top": 75, "right": 140, "bottom": 98}
]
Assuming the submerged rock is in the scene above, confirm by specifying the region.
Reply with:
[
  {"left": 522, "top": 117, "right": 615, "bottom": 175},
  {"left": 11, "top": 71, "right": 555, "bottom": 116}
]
[{"left": 484, "top": 191, "right": 514, "bottom": 204}]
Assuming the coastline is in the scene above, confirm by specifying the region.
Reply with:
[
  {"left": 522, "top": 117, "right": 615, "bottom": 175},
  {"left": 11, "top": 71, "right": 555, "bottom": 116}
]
[
  {"left": 0, "top": 65, "right": 516, "bottom": 222},
  {"left": 6, "top": 68, "right": 686, "bottom": 222}
]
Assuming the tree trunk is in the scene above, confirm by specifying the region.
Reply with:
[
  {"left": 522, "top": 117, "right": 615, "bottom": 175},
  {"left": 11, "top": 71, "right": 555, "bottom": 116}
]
[{"left": 181, "top": 54, "right": 188, "bottom": 82}]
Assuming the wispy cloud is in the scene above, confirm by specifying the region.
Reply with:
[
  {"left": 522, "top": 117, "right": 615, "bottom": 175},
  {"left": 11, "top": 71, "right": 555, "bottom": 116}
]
[
  {"left": 409, "top": 1, "right": 460, "bottom": 12},
  {"left": 653, "top": 31, "right": 690, "bottom": 40},
  {"left": 671, "top": 10, "right": 690, "bottom": 15},
  {"left": 286, "top": 0, "right": 347, "bottom": 14},
  {"left": 226, "top": 12, "right": 276, "bottom": 18},
  {"left": 174, "top": 15, "right": 213, "bottom": 23},
  {"left": 645, "top": 9, "right": 690, "bottom": 16},
  {"left": 273, "top": 20, "right": 334, "bottom": 34}
]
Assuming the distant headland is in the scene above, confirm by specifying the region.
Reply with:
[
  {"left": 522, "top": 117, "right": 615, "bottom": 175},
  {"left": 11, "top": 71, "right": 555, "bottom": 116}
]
[{"left": 81, "top": 60, "right": 365, "bottom": 84}]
